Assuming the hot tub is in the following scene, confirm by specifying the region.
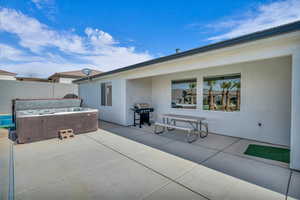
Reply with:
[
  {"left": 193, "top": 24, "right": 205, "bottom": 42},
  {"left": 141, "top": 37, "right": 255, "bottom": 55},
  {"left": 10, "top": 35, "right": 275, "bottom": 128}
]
[{"left": 13, "top": 99, "right": 98, "bottom": 144}]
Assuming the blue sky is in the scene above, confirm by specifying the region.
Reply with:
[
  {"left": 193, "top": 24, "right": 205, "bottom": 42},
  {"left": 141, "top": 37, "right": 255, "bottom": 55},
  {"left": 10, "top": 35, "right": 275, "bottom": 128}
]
[{"left": 0, "top": 0, "right": 300, "bottom": 77}]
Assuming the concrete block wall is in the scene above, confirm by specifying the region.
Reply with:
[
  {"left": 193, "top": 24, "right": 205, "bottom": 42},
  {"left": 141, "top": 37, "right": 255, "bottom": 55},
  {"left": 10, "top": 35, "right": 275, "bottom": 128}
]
[{"left": 0, "top": 80, "right": 78, "bottom": 114}]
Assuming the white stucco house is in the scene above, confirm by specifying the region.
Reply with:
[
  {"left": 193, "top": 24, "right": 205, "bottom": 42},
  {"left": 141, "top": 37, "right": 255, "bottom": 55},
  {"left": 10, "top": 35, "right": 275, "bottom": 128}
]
[{"left": 74, "top": 21, "right": 300, "bottom": 170}]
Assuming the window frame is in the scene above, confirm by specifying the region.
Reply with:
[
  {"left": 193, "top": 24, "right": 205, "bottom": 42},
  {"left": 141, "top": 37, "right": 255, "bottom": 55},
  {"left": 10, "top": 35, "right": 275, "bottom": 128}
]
[
  {"left": 101, "top": 82, "right": 112, "bottom": 107},
  {"left": 202, "top": 73, "right": 241, "bottom": 112},
  {"left": 171, "top": 78, "right": 197, "bottom": 109}
]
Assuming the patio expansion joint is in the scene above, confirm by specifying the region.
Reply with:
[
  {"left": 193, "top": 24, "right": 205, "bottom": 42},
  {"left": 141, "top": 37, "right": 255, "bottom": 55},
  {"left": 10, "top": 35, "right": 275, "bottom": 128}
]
[
  {"left": 285, "top": 170, "right": 293, "bottom": 200},
  {"left": 201, "top": 138, "right": 242, "bottom": 164},
  {"left": 141, "top": 165, "right": 199, "bottom": 200},
  {"left": 140, "top": 180, "right": 174, "bottom": 200},
  {"left": 84, "top": 134, "right": 211, "bottom": 200}
]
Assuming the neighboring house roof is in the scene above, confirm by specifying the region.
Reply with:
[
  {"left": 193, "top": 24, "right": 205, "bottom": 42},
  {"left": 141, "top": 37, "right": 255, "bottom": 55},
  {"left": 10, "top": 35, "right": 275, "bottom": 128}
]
[
  {"left": 49, "top": 69, "right": 102, "bottom": 80},
  {"left": 0, "top": 69, "right": 17, "bottom": 76},
  {"left": 16, "top": 77, "right": 50, "bottom": 82},
  {"left": 74, "top": 20, "right": 300, "bottom": 83}
]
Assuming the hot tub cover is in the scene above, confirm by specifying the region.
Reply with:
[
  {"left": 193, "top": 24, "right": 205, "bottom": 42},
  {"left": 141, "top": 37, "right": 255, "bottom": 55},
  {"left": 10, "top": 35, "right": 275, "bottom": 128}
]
[{"left": 13, "top": 98, "right": 82, "bottom": 111}]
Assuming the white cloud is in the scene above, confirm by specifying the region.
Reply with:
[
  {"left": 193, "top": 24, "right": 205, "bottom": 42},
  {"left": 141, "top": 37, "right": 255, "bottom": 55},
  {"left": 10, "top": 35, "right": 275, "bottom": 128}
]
[
  {"left": 0, "top": 8, "right": 78, "bottom": 54},
  {"left": 0, "top": 8, "right": 152, "bottom": 77},
  {"left": 31, "top": 0, "right": 54, "bottom": 9},
  {"left": 82, "top": 47, "right": 152, "bottom": 72},
  {"left": 0, "top": 8, "right": 86, "bottom": 54},
  {"left": 0, "top": 44, "right": 26, "bottom": 61},
  {"left": 85, "top": 27, "right": 116, "bottom": 46},
  {"left": 0, "top": 44, "right": 43, "bottom": 63},
  {"left": 207, "top": 0, "right": 300, "bottom": 41}
]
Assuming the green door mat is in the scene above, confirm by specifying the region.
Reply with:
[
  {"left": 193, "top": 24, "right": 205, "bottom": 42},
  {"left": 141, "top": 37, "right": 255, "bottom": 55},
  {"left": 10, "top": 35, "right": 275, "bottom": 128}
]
[{"left": 244, "top": 144, "right": 290, "bottom": 163}]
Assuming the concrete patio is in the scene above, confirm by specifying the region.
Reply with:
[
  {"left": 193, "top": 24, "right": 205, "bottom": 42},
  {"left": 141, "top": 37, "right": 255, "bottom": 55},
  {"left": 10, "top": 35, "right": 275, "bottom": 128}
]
[{"left": 7, "top": 121, "right": 299, "bottom": 200}]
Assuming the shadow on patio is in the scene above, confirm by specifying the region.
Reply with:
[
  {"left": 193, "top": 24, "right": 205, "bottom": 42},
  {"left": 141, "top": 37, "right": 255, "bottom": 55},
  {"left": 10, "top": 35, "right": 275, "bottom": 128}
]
[{"left": 99, "top": 120, "right": 300, "bottom": 200}]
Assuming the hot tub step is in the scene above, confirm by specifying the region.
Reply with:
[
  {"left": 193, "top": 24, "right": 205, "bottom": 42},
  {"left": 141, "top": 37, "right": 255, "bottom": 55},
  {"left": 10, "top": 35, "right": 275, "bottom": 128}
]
[{"left": 59, "top": 129, "right": 75, "bottom": 140}]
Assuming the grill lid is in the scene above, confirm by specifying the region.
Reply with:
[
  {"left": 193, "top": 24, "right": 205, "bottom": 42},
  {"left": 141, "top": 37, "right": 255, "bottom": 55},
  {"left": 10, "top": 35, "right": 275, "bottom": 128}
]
[{"left": 134, "top": 103, "right": 150, "bottom": 109}]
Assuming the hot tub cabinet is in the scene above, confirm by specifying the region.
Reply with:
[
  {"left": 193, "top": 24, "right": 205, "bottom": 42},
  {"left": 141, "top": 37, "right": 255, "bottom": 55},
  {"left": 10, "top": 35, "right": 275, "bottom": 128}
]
[
  {"left": 13, "top": 99, "right": 98, "bottom": 144},
  {"left": 16, "top": 109, "right": 98, "bottom": 143}
]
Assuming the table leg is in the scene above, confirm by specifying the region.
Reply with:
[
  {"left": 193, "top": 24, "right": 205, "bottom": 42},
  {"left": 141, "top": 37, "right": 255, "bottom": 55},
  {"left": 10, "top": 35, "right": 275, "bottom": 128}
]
[
  {"left": 167, "top": 118, "right": 176, "bottom": 131},
  {"left": 154, "top": 124, "right": 165, "bottom": 134},
  {"left": 200, "top": 121, "right": 202, "bottom": 131},
  {"left": 133, "top": 112, "right": 136, "bottom": 126},
  {"left": 199, "top": 120, "right": 208, "bottom": 138},
  {"left": 196, "top": 122, "right": 200, "bottom": 140}
]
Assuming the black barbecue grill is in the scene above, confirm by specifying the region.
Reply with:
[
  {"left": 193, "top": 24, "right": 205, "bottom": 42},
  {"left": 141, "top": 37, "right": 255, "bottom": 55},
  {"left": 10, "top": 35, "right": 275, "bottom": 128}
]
[{"left": 131, "top": 103, "right": 154, "bottom": 128}]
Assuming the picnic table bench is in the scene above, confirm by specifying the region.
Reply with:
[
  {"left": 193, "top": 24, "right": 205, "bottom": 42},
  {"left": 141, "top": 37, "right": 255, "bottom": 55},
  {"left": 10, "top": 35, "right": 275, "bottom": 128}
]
[{"left": 154, "top": 114, "right": 208, "bottom": 143}]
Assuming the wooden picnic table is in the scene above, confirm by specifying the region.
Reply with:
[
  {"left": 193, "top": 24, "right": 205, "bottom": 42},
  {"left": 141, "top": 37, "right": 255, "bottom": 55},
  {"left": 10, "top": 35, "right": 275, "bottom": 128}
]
[{"left": 154, "top": 114, "right": 208, "bottom": 143}]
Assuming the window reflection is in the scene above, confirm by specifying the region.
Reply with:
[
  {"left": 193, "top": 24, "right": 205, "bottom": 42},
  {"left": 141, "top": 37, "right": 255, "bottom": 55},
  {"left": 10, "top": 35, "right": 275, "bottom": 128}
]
[{"left": 203, "top": 74, "right": 241, "bottom": 112}]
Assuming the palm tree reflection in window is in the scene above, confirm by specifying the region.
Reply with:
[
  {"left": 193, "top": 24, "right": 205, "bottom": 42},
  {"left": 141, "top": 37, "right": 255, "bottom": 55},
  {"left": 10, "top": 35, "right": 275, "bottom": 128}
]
[{"left": 203, "top": 74, "right": 241, "bottom": 112}]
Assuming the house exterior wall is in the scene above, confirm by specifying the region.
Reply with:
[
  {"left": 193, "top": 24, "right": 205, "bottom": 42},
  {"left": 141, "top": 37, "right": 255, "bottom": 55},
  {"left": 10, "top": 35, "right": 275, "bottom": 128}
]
[
  {"left": 78, "top": 79, "right": 126, "bottom": 124},
  {"left": 290, "top": 52, "right": 300, "bottom": 169},
  {"left": 151, "top": 56, "right": 292, "bottom": 146},
  {"left": 79, "top": 77, "right": 154, "bottom": 126},
  {"left": 79, "top": 57, "right": 292, "bottom": 146},
  {"left": 0, "top": 75, "right": 16, "bottom": 80},
  {"left": 77, "top": 32, "right": 300, "bottom": 169},
  {"left": 125, "top": 78, "right": 153, "bottom": 125}
]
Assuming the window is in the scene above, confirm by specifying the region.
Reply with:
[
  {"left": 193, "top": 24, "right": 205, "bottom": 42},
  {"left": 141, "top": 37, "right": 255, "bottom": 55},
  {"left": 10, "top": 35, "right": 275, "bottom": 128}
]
[
  {"left": 101, "top": 82, "right": 112, "bottom": 106},
  {"left": 171, "top": 79, "right": 197, "bottom": 109},
  {"left": 203, "top": 74, "right": 241, "bottom": 112}
]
